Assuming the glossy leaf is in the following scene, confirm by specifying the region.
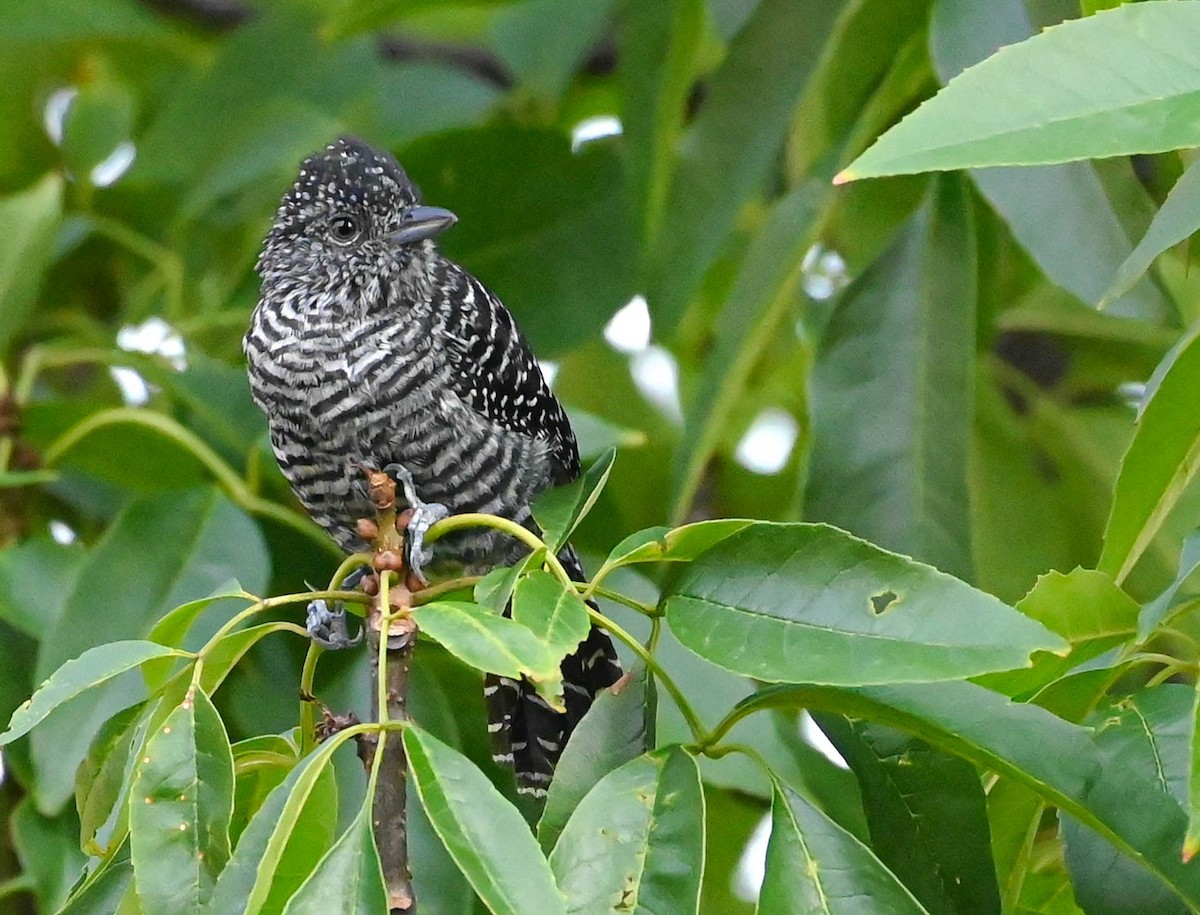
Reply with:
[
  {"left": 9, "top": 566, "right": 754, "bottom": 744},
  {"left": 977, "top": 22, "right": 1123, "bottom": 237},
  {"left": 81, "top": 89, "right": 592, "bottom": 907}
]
[
  {"left": 758, "top": 783, "right": 929, "bottom": 915},
  {"left": 806, "top": 175, "right": 975, "bottom": 580},
  {"left": 1099, "top": 328, "right": 1200, "bottom": 582},
  {"left": 538, "top": 664, "right": 655, "bottom": 850},
  {"left": 10, "top": 800, "right": 86, "bottom": 912},
  {"left": 532, "top": 447, "right": 615, "bottom": 552},
  {"left": 597, "top": 520, "right": 754, "bottom": 578},
  {"left": 404, "top": 725, "right": 566, "bottom": 915},
  {"left": 1062, "top": 686, "right": 1191, "bottom": 914},
  {"left": 490, "top": 0, "right": 618, "bottom": 101},
  {"left": 841, "top": 3, "right": 1200, "bottom": 180},
  {"left": 206, "top": 739, "right": 339, "bottom": 915},
  {"left": 474, "top": 549, "right": 544, "bottom": 614},
  {"left": 413, "top": 600, "right": 563, "bottom": 707},
  {"left": 928, "top": 0, "right": 1167, "bottom": 319},
  {"left": 129, "top": 686, "right": 234, "bottom": 914},
  {"left": 664, "top": 522, "right": 1067, "bottom": 685},
  {"left": 549, "top": 748, "right": 704, "bottom": 915},
  {"left": 281, "top": 795, "right": 387, "bottom": 915},
  {"left": 814, "top": 715, "right": 1000, "bottom": 915},
  {"left": 734, "top": 681, "right": 1200, "bottom": 906},
  {"left": 144, "top": 580, "right": 251, "bottom": 689},
  {"left": 512, "top": 569, "right": 589, "bottom": 654},
  {"left": 0, "top": 641, "right": 187, "bottom": 747},
  {"left": 0, "top": 173, "right": 63, "bottom": 350},
  {"left": 75, "top": 701, "right": 149, "bottom": 856},
  {"left": 974, "top": 568, "right": 1139, "bottom": 699}
]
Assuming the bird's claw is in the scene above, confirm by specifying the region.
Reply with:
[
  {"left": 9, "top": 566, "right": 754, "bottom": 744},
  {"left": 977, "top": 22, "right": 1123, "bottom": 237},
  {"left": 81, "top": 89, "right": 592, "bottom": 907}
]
[
  {"left": 382, "top": 462, "right": 449, "bottom": 586},
  {"left": 306, "top": 598, "right": 363, "bottom": 650}
]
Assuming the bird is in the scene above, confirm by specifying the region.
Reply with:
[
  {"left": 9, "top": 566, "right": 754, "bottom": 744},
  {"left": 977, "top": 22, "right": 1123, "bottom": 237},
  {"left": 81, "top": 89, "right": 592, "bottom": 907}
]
[{"left": 244, "top": 136, "right": 622, "bottom": 795}]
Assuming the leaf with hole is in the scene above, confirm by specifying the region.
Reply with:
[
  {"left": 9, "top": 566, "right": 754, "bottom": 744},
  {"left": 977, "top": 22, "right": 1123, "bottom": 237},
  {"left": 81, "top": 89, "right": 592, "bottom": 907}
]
[{"left": 664, "top": 522, "right": 1067, "bottom": 685}]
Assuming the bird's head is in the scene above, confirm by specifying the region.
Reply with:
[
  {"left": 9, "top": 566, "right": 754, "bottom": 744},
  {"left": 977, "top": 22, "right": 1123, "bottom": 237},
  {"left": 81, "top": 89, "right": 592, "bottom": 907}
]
[{"left": 256, "top": 136, "right": 456, "bottom": 307}]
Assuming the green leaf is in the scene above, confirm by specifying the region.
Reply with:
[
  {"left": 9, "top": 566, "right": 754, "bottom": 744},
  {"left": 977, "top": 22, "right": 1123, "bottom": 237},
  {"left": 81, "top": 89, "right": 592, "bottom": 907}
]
[
  {"left": 841, "top": 2, "right": 1200, "bottom": 181},
  {"left": 758, "top": 783, "right": 929, "bottom": 915},
  {"left": 670, "top": 183, "right": 828, "bottom": 521},
  {"left": 474, "top": 549, "right": 544, "bottom": 614},
  {"left": 734, "top": 680, "right": 1200, "bottom": 907},
  {"left": 512, "top": 570, "right": 590, "bottom": 654},
  {"left": 129, "top": 686, "right": 234, "bottom": 914},
  {"left": 0, "top": 536, "right": 87, "bottom": 639},
  {"left": 974, "top": 568, "right": 1139, "bottom": 699},
  {"left": 206, "top": 739, "right": 340, "bottom": 915},
  {"left": 596, "top": 519, "right": 753, "bottom": 578},
  {"left": 664, "top": 522, "right": 1067, "bottom": 685},
  {"left": 404, "top": 725, "right": 566, "bottom": 915},
  {"left": 0, "top": 174, "right": 63, "bottom": 350},
  {"left": 10, "top": 800, "right": 86, "bottom": 913},
  {"left": 928, "top": 0, "right": 1167, "bottom": 319},
  {"left": 56, "top": 860, "right": 134, "bottom": 915},
  {"left": 32, "top": 487, "right": 268, "bottom": 812},
  {"left": 1103, "top": 157, "right": 1200, "bottom": 307},
  {"left": 281, "top": 794, "right": 387, "bottom": 915},
  {"left": 806, "top": 174, "right": 975, "bottom": 580},
  {"left": 402, "top": 128, "right": 636, "bottom": 357},
  {"left": 1099, "top": 327, "right": 1200, "bottom": 583},
  {"left": 1140, "top": 529, "right": 1200, "bottom": 640},
  {"left": 532, "top": 447, "right": 615, "bottom": 552},
  {"left": 813, "top": 716, "right": 1000, "bottom": 915},
  {"left": 549, "top": 747, "right": 704, "bottom": 914},
  {"left": 413, "top": 601, "right": 563, "bottom": 706},
  {"left": 195, "top": 621, "right": 300, "bottom": 695},
  {"left": 144, "top": 580, "right": 251, "bottom": 689},
  {"left": 76, "top": 701, "right": 149, "bottom": 856},
  {"left": 646, "top": 0, "right": 847, "bottom": 328},
  {"left": 1062, "top": 686, "right": 1192, "bottom": 914},
  {"left": 619, "top": 0, "right": 703, "bottom": 249},
  {"left": 489, "top": 0, "right": 618, "bottom": 101},
  {"left": 0, "top": 641, "right": 187, "bottom": 747},
  {"left": 538, "top": 664, "right": 655, "bottom": 850}
]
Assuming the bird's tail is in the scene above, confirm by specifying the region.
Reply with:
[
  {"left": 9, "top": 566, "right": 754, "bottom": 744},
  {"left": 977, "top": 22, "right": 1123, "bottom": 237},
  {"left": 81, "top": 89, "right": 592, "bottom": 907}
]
[{"left": 485, "top": 548, "right": 622, "bottom": 796}]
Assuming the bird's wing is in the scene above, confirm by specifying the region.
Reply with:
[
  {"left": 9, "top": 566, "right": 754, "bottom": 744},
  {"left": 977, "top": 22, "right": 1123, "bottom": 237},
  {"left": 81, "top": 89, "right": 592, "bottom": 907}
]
[{"left": 439, "top": 269, "right": 581, "bottom": 483}]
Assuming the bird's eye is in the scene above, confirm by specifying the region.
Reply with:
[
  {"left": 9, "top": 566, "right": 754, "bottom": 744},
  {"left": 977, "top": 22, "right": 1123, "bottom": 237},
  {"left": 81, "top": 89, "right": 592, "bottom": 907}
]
[{"left": 329, "top": 214, "right": 362, "bottom": 245}]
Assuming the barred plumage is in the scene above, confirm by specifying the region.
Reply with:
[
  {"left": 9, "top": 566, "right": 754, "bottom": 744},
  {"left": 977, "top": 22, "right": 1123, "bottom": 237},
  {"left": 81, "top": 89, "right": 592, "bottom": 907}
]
[{"left": 245, "top": 136, "right": 620, "bottom": 793}]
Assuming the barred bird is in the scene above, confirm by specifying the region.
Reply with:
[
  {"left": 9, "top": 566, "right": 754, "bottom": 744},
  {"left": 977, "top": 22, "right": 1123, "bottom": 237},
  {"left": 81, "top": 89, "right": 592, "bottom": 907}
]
[{"left": 244, "top": 136, "right": 621, "bottom": 795}]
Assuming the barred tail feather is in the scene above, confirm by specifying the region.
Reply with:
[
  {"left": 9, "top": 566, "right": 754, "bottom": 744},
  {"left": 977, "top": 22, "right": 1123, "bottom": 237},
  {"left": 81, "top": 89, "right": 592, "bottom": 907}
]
[{"left": 486, "top": 546, "right": 623, "bottom": 796}]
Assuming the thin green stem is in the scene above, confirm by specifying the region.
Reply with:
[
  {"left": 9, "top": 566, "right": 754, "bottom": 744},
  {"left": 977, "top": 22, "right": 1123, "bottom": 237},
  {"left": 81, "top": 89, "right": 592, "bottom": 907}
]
[
  {"left": 648, "top": 616, "right": 663, "bottom": 653},
  {"left": 377, "top": 570, "right": 394, "bottom": 726},
  {"left": 696, "top": 700, "right": 762, "bottom": 752},
  {"left": 700, "top": 741, "right": 777, "bottom": 780},
  {"left": 587, "top": 606, "right": 706, "bottom": 743},
  {"left": 328, "top": 552, "right": 373, "bottom": 591},
  {"left": 426, "top": 512, "right": 572, "bottom": 584},
  {"left": 581, "top": 582, "right": 660, "bottom": 617},
  {"left": 413, "top": 575, "right": 482, "bottom": 605},
  {"left": 44, "top": 408, "right": 247, "bottom": 493},
  {"left": 299, "top": 640, "right": 322, "bottom": 756}
]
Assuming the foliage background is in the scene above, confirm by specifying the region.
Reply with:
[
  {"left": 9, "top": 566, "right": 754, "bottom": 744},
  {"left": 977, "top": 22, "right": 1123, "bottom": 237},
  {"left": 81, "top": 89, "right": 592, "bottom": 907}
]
[{"left": 1, "top": 0, "right": 1198, "bottom": 912}]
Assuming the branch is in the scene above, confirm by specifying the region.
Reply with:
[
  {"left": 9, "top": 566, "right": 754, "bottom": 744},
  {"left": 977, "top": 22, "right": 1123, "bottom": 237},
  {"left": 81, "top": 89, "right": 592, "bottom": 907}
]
[{"left": 361, "top": 468, "right": 419, "bottom": 914}]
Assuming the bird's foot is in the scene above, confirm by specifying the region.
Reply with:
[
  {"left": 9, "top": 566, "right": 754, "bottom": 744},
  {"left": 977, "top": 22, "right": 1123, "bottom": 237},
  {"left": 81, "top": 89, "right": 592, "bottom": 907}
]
[
  {"left": 382, "top": 462, "right": 450, "bottom": 586},
  {"left": 306, "top": 598, "right": 363, "bottom": 650}
]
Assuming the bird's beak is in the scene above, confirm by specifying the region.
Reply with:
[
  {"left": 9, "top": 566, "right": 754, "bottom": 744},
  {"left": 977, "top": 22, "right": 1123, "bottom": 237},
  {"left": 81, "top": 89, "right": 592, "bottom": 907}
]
[{"left": 388, "top": 205, "right": 457, "bottom": 245}]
